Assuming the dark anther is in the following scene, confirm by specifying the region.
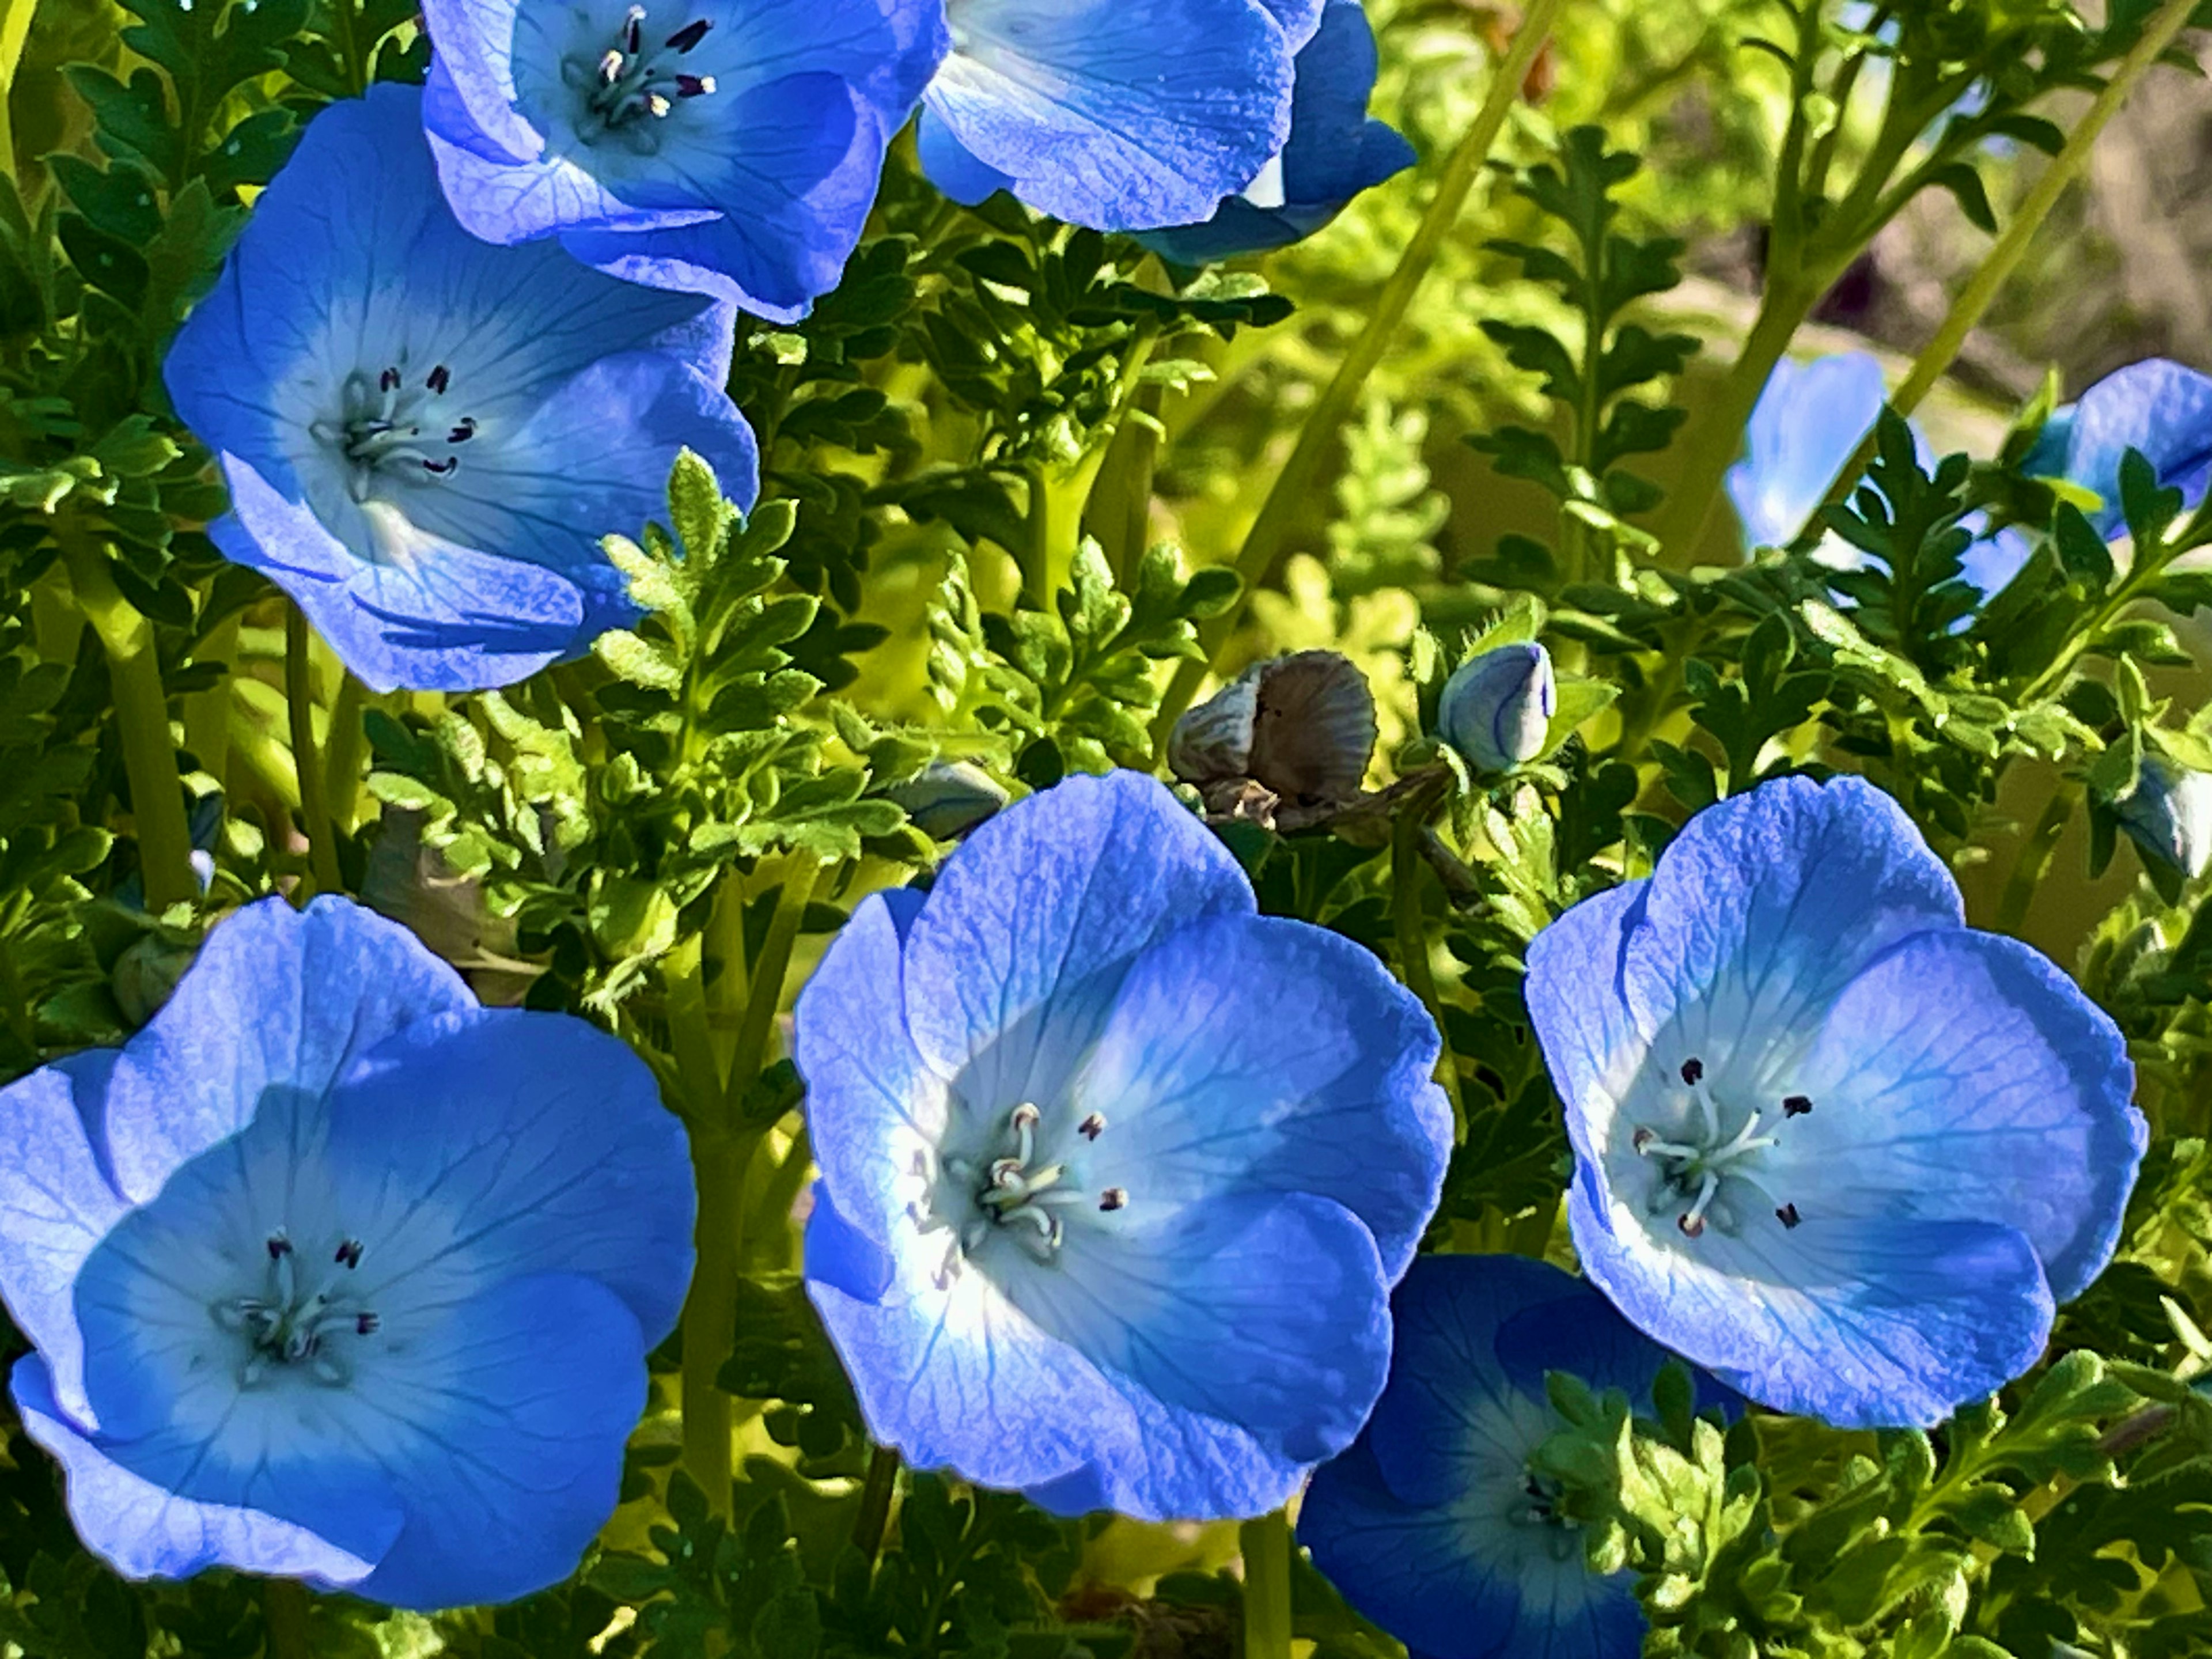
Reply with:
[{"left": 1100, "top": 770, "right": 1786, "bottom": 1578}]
[
  {"left": 379, "top": 366, "right": 401, "bottom": 392},
  {"left": 422, "top": 456, "right": 459, "bottom": 475},
  {"left": 1078, "top": 1112, "right": 1106, "bottom": 1141},
  {"left": 675, "top": 73, "right": 714, "bottom": 97},
  {"left": 1782, "top": 1095, "right": 1812, "bottom": 1118},
  {"left": 1677, "top": 1212, "right": 1706, "bottom": 1238},
  {"left": 356, "top": 1313, "right": 381, "bottom": 1335},
  {"left": 1099, "top": 1187, "right": 1128, "bottom": 1213},
  {"left": 1776, "top": 1202, "right": 1802, "bottom": 1229},
  {"left": 666, "top": 17, "right": 710, "bottom": 51},
  {"left": 1680, "top": 1057, "right": 1704, "bottom": 1085},
  {"left": 427, "top": 363, "right": 451, "bottom": 395},
  {"left": 266, "top": 1233, "right": 293, "bottom": 1260},
  {"left": 334, "top": 1239, "right": 363, "bottom": 1269},
  {"left": 448, "top": 417, "right": 476, "bottom": 443},
  {"left": 1631, "top": 1126, "right": 1655, "bottom": 1152}
]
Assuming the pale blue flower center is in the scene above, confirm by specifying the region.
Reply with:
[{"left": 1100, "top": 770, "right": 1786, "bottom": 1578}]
[
  {"left": 1459, "top": 1391, "right": 1590, "bottom": 1570},
  {"left": 1627, "top": 1056, "right": 1811, "bottom": 1240},
  {"left": 211, "top": 1229, "right": 380, "bottom": 1390},
  {"left": 911, "top": 1103, "right": 1124, "bottom": 1288},
  {"left": 306, "top": 364, "right": 479, "bottom": 503},
  {"left": 561, "top": 3, "right": 719, "bottom": 151}
]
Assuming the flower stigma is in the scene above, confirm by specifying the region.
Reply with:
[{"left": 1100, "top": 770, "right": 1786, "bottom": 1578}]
[
  {"left": 1627, "top": 1055, "right": 1809, "bottom": 1240},
  {"left": 307, "top": 363, "right": 478, "bottom": 502},
  {"left": 563, "top": 3, "right": 719, "bottom": 151},
  {"left": 211, "top": 1228, "right": 380, "bottom": 1389}
]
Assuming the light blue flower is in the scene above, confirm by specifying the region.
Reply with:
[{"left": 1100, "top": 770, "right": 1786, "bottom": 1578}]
[
  {"left": 887, "top": 760, "right": 1011, "bottom": 840},
  {"left": 2116, "top": 755, "right": 2212, "bottom": 882},
  {"left": 797, "top": 769, "right": 1451, "bottom": 1518},
  {"left": 0, "top": 896, "right": 692, "bottom": 1608},
  {"left": 1135, "top": 0, "right": 1414, "bottom": 266},
  {"left": 421, "top": 0, "right": 947, "bottom": 320},
  {"left": 164, "top": 85, "right": 757, "bottom": 694},
  {"left": 916, "top": 0, "right": 1314, "bottom": 231},
  {"left": 2022, "top": 358, "right": 2212, "bottom": 537},
  {"left": 1438, "top": 642, "right": 1555, "bottom": 774},
  {"left": 1524, "top": 774, "right": 2144, "bottom": 1428},
  {"left": 1304, "top": 1254, "right": 1728, "bottom": 1659}
]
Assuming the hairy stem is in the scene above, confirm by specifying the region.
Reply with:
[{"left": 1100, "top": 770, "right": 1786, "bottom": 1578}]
[
  {"left": 1240, "top": 1509, "right": 1294, "bottom": 1659},
  {"left": 1993, "top": 778, "right": 2081, "bottom": 937},
  {"left": 59, "top": 529, "right": 197, "bottom": 911},
  {"left": 1147, "top": 0, "right": 1565, "bottom": 756},
  {"left": 1393, "top": 813, "right": 1465, "bottom": 1133},
  {"left": 285, "top": 605, "right": 343, "bottom": 899},
  {"left": 853, "top": 1444, "right": 902, "bottom": 1564}
]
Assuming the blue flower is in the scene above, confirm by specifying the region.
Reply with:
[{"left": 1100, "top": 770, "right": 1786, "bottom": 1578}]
[
  {"left": 1304, "top": 1254, "right": 1725, "bottom": 1659},
  {"left": 163, "top": 85, "right": 757, "bottom": 694},
  {"left": 2115, "top": 755, "right": 2212, "bottom": 882},
  {"left": 916, "top": 0, "right": 1315, "bottom": 231},
  {"left": 2022, "top": 358, "right": 2212, "bottom": 537},
  {"left": 797, "top": 769, "right": 1451, "bottom": 1518},
  {"left": 1437, "top": 642, "right": 1556, "bottom": 774},
  {"left": 1524, "top": 774, "right": 2144, "bottom": 1428},
  {"left": 1135, "top": 0, "right": 1414, "bottom": 266},
  {"left": 421, "top": 0, "right": 946, "bottom": 319},
  {"left": 0, "top": 896, "right": 693, "bottom": 1608}
]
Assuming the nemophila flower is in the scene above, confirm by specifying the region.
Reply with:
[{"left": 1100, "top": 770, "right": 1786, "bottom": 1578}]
[
  {"left": 1438, "top": 642, "right": 1555, "bottom": 774},
  {"left": 164, "top": 85, "right": 757, "bottom": 694},
  {"left": 1304, "top": 1255, "right": 1729, "bottom": 1659},
  {"left": 798, "top": 769, "right": 1451, "bottom": 1518},
  {"left": 2116, "top": 755, "right": 2212, "bottom": 882},
  {"left": 2022, "top": 358, "right": 2212, "bottom": 537},
  {"left": 421, "top": 0, "right": 946, "bottom": 319},
  {"left": 1135, "top": 0, "right": 1414, "bottom": 266},
  {"left": 916, "top": 0, "right": 1316, "bottom": 231},
  {"left": 0, "top": 896, "right": 692, "bottom": 1609},
  {"left": 1525, "top": 774, "right": 2144, "bottom": 1428}
]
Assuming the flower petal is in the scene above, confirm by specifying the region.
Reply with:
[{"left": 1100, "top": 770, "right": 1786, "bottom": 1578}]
[
  {"left": 1781, "top": 927, "right": 2141, "bottom": 1302},
  {"left": 0, "top": 1051, "right": 128, "bottom": 1427},
  {"left": 2031, "top": 358, "right": 2212, "bottom": 535},
  {"left": 1522, "top": 880, "right": 1649, "bottom": 1168},
  {"left": 11, "top": 1354, "right": 389, "bottom": 1591},
  {"left": 1726, "top": 354, "right": 1886, "bottom": 551},
  {"left": 901, "top": 771, "right": 1253, "bottom": 1108},
  {"left": 100, "top": 897, "right": 472, "bottom": 1207},
  {"left": 1069, "top": 910, "right": 1448, "bottom": 1279},
  {"left": 922, "top": 0, "right": 1295, "bottom": 229}
]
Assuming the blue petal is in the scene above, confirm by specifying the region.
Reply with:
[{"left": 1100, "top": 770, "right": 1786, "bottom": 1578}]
[
  {"left": 1067, "top": 910, "right": 1449, "bottom": 1280},
  {"left": 1618, "top": 775, "right": 1963, "bottom": 1063},
  {"left": 323, "top": 1007, "right": 696, "bottom": 1344},
  {"left": 921, "top": 0, "right": 1296, "bottom": 230},
  {"left": 346, "top": 1273, "right": 647, "bottom": 1609},
  {"left": 1781, "top": 928, "right": 2141, "bottom": 1303},
  {"left": 802, "top": 1183, "right": 895, "bottom": 1302},
  {"left": 12, "top": 1354, "right": 391, "bottom": 1591},
  {"left": 0, "top": 1051, "right": 127, "bottom": 1427},
  {"left": 997, "top": 1191, "right": 1389, "bottom": 1465},
  {"left": 1522, "top": 881, "right": 1648, "bottom": 1170},
  {"left": 1569, "top": 1183, "right": 2053, "bottom": 1427},
  {"left": 794, "top": 888, "right": 949, "bottom": 1249},
  {"left": 99, "top": 897, "right": 471, "bottom": 1209},
  {"left": 2036, "top": 358, "right": 2212, "bottom": 535},
  {"left": 915, "top": 107, "right": 1018, "bottom": 207},
  {"left": 1726, "top": 354, "right": 1886, "bottom": 551},
  {"left": 900, "top": 771, "right": 1253, "bottom": 1109}
]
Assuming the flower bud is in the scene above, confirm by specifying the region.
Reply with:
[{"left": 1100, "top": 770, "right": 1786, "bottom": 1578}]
[
  {"left": 888, "top": 762, "right": 1011, "bottom": 840},
  {"left": 1168, "top": 651, "right": 1377, "bottom": 831},
  {"left": 1437, "top": 642, "right": 1556, "bottom": 772},
  {"left": 2118, "top": 756, "right": 2212, "bottom": 880}
]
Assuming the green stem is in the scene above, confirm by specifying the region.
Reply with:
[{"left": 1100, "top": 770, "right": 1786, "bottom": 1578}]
[
  {"left": 320, "top": 673, "right": 369, "bottom": 835},
  {"left": 183, "top": 611, "right": 238, "bottom": 785},
  {"left": 330, "top": 0, "right": 369, "bottom": 96},
  {"left": 0, "top": 0, "right": 36, "bottom": 184},
  {"left": 1816, "top": 0, "right": 2200, "bottom": 510},
  {"left": 0, "top": 929, "right": 36, "bottom": 1057},
  {"left": 285, "top": 605, "right": 342, "bottom": 899},
  {"left": 1147, "top": 0, "right": 1565, "bottom": 757},
  {"left": 1240, "top": 1509, "right": 1294, "bottom": 1659},
  {"left": 1392, "top": 813, "right": 1465, "bottom": 1133},
  {"left": 59, "top": 529, "right": 197, "bottom": 911},
  {"left": 1993, "top": 778, "right": 2080, "bottom": 937},
  {"left": 262, "top": 1578, "right": 312, "bottom": 1659},
  {"left": 852, "top": 1444, "right": 901, "bottom": 1564}
]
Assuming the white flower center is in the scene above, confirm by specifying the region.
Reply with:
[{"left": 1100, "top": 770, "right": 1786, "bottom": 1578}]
[
  {"left": 1628, "top": 1056, "right": 1812, "bottom": 1239},
  {"left": 211, "top": 1229, "right": 381, "bottom": 1389},
  {"left": 563, "top": 3, "right": 718, "bottom": 153},
  {"left": 306, "top": 363, "right": 478, "bottom": 502},
  {"left": 908, "top": 1103, "right": 1127, "bottom": 1288}
]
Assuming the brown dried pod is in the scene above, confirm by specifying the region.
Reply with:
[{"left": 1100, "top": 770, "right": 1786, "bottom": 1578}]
[{"left": 1169, "top": 651, "right": 1378, "bottom": 832}]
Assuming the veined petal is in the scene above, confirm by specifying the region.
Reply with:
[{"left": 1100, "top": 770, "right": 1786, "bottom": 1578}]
[
  {"left": 902, "top": 771, "right": 1253, "bottom": 1108},
  {"left": 1781, "top": 929, "right": 2141, "bottom": 1302},
  {"left": 1067, "top": 911, "right": 1448, "bottom": 1279},
  {"left": 1522, "top": 881, "right": 1649, "bottom": 1169},
  {"left": 100, "top": 897, "right": 471, "bottom": 1207},
  {"left": 2029, "top": 358, "right": 2212, "bottom": 536},
  {"left": 924, "top": 0, "right": 1296, "bottom": 230},
  {"left": 1726, "top": 355, "right": 1887, "bottom": 551},
  {"left": 12, "top": 1355, "right": 389, "bottom": 1591},
  {"left": 915, "top": 107, "right": 1017, "bottom": 206}
]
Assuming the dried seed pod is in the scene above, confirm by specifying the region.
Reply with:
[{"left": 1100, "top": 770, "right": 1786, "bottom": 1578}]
[{"left": 1171, "top": 651, "right": 1377, "bottom": 832}]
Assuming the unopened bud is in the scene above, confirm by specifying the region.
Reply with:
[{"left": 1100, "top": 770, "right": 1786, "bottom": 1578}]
[
  {"left": 1437, "top": 642, "right": 1556, "bottom": 773},
  {"left": 2118, "top": 755, "right": 2212, "bottom": 880},
  {"left": 888, "top": 762, "right": 1010, "bottom": 840}
]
